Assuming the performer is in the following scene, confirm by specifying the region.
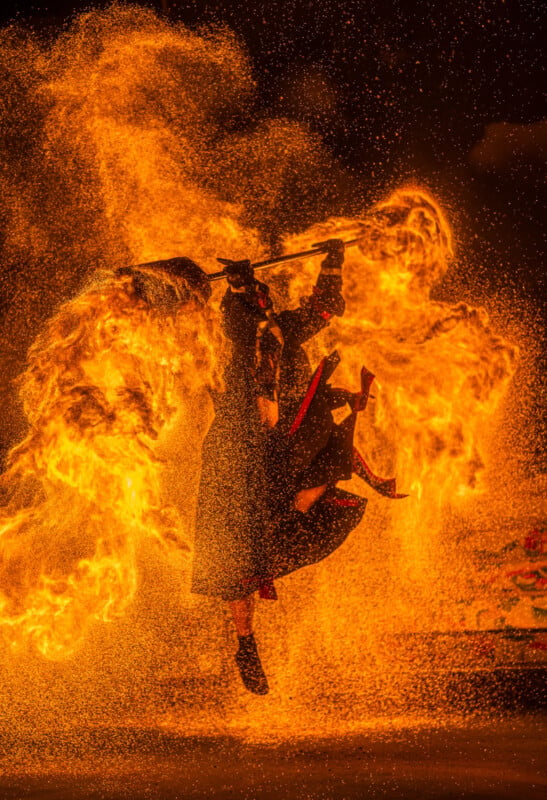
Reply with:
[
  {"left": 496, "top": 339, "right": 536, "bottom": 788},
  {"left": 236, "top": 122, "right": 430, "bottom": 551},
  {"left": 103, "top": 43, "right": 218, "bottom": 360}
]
[{"left": 192, "top": 241, "right": 405, "bottom": 695}]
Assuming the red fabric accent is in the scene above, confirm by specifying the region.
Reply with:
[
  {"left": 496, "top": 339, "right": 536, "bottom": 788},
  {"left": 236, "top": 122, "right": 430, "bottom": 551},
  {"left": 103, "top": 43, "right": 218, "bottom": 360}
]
[
  {"left": 289, "top": 358, "right": 325, "bottom": 436},
  {"left": 529, "top": 640, "right": 547, "bottom": 651},
  {"left": 241, "top": 576, "right": 278, "bottom": 600},
  {"left": 257, "top": 290, "right": 269, "bottom": 308},
  {"left": 309, "top": 287, "right": 334, "bottom": 319},
  {"left": 258, "top": 580, "right": 278, "bottom": 600},
  {"left": 325, "top": 496, "right": 363, "bottom": 508},
  {"left": 507, "top": 570, "right": 540, "bottom": 580},
  {"left": 524, "top": 528, "right": 547, "bottom": 554},
  {"left": 353, "top": 448, "right": 386, "bottom": 483}
]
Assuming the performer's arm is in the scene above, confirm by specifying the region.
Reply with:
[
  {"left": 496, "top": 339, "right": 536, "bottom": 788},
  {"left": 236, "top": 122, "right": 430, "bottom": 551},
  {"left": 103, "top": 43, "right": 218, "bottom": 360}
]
[
  {"left": 221, "top": 260, "right": 283, "bottom": 427},
  {"left": 277, "top": 239, "right": 345, "bottom": 345}
]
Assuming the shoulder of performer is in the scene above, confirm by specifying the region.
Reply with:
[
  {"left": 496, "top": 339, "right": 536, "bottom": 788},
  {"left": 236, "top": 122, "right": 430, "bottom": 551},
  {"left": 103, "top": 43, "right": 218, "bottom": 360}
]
[{"left": 220, "top": 282, "right": 271, "bottom": 343}]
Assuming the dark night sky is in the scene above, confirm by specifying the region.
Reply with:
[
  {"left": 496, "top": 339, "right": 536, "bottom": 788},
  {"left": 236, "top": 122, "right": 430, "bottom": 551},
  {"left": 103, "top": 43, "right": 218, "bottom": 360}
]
[{"left": 1, "top": 0, "right": 545, "bottom": 306}]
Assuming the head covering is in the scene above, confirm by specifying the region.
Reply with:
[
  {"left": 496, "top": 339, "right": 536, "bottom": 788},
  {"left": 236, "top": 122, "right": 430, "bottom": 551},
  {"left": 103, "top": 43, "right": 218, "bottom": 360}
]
[{"left": 117, "top": 256, "right": 211, "bottom": 311}]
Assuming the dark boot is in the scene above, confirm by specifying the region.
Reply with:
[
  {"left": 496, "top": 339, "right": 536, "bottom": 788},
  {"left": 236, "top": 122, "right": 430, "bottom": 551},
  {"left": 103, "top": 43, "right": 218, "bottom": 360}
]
[
  {"left": 235, "top": 633, "right": 269, "bottom": 695},
  {"left": 352, "top": 447, "right": 408, "bottom": 499},
  {"left": 350, "top": 365, "right": 375, "bottom": 412}
]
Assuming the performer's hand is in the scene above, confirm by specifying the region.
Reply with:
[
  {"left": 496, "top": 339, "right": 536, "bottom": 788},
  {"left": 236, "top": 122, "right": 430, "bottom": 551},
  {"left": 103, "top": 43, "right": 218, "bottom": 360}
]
[
  {"left": 257, "top": 396, "right": 279, "bottom": 428},
  {"left": 221, "top": 259, "right": 255, "bottom": 289},
  {"left": 313, "top": 238, "right": 345, "bottom": 317},
  {"left": 320, "top": 238, "right": 345, "bottom": 270}
]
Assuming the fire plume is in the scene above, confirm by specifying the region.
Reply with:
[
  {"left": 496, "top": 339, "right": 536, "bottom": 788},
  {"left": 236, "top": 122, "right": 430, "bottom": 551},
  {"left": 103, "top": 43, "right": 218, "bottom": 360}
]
[
  {"left": 0, "top": 269, "right": 220, "bottom": 658},
  {"left": 0, "top": 5, "right": 532, "bottom": 727},
  {"left": 279, "top": 188, "right": 518, "bottom": 631}
]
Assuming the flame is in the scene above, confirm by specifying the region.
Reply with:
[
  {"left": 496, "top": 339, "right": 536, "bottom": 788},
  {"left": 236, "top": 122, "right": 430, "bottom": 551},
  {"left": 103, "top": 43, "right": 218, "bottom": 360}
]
[
  {"left": 0, "top": 6, "right": 277, "bottom": 660},
  {"left": 278, "top": 187, "right": 518, "bottom": 630},
  {"left": 0, "top": 5, "right": 533, "bottom": 737},
  {"left": 0, "top": 270, "right": 221, "bottom": 658}
]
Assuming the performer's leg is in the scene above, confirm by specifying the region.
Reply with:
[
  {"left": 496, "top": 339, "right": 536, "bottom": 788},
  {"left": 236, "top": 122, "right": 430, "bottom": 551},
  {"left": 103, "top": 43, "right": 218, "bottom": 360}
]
[
  {"left": 293, "top": 483, "right": 328, "bottom": 513},
  {"left": 228, "top": 594, "right": 255, "bottom": 636},
  {"left": 229, "top": 592, "right": 269, "bottom": 695}
]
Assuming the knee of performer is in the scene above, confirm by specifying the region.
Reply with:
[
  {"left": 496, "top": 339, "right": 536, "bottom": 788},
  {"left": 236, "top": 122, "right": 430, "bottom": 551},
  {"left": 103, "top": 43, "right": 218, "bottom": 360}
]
[{"left": 293, "top": 484, "right": 328, "bottom": 513}]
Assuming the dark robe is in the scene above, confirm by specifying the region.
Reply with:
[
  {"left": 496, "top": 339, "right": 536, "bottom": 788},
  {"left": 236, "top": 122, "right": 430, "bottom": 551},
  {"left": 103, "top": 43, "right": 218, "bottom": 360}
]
[{"left": 191, "top": 264, "right": 402, "bottom": 601}]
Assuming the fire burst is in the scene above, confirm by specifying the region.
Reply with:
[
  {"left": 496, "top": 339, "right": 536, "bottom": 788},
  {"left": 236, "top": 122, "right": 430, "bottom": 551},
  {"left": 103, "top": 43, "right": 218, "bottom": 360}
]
[
  {"left": 0, "top": 5, "right": 523, "bottom": 674},
  {"left": 0, "top": 186, "right": 518, "bottom": 660},
  {"left": 278, "top": 187, "right": 518, "bottom": 635},
  {"left": 0, "top": 267, "right": 220, "bottom": 658}
]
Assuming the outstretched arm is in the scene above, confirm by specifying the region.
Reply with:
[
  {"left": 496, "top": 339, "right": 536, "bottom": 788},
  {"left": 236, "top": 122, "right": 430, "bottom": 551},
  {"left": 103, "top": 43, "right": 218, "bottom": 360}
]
[
  {"left": 313, "top": 238, "right": 345, "bottom": 317},
  {"left": 220, "top": 260, "right": 283, "bottom": 427},
  {"left": 277, "top": 238, "right": 346, "bottom": 345}
]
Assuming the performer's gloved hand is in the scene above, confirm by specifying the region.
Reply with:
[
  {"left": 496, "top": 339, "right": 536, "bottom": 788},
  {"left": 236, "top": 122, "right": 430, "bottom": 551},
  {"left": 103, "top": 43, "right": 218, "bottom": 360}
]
[
  {"left": 312, "top": 238, "right": 345, "bottom": 317},
  {"left": 221, "top": 258, "right": 255, "bottom": 290},
  {"left": 319, "top": 238, "right": 345, "bottom": 271}
]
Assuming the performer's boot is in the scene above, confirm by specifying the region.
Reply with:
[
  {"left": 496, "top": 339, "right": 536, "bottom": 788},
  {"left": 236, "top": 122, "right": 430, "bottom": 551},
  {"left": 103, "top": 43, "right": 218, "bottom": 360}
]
[
  {"left": 352, "top": 447, "right": 408, "bottom": 499},
  {"left": 235, "top": 633, "right": 269, "bottom": 695},
  {"left": 350, "top": 365, "right": 375, "bottom": 412}
]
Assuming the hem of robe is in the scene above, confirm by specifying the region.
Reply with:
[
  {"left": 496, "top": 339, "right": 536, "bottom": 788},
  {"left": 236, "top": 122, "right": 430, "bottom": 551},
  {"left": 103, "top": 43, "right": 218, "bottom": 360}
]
[{"left": 190, "top": 487, "right": 367, "bottom": 601}]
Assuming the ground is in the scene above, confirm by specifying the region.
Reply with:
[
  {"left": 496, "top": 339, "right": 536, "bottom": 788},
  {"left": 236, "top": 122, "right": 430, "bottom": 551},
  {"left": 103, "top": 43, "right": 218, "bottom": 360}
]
[{"left": 2, "top": 710, "right": 546, "bottom": 799}]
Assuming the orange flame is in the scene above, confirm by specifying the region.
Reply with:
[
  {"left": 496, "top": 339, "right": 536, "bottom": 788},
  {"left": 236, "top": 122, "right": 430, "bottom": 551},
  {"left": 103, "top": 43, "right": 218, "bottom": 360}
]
[
  {"left": 278, "top": 187, "right": 518, "bottom": 630},
  {"left": 0, "top": 4, "right": 523, "bottom": 693},
  {"left": 0, "top": 270, "right": 221, "bottom": 658}
]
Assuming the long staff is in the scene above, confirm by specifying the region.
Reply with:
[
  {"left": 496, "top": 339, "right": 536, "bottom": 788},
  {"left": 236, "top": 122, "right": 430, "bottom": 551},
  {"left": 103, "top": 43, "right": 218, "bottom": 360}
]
[{"left": 207, "top": 239, "right": 359, "bottom": 282}]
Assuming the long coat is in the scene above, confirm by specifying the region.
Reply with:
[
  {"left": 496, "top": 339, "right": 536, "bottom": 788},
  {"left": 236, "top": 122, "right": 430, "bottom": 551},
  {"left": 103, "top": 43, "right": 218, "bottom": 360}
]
[{"left": 191, "top": 274, "right": 367, "bottom": 601}]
